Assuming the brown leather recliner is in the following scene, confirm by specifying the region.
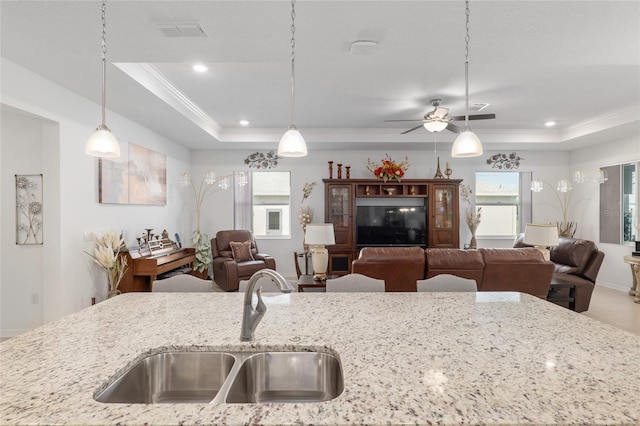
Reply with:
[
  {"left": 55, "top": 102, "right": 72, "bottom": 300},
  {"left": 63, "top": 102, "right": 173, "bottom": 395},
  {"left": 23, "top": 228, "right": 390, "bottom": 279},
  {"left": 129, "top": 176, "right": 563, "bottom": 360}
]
[
  {"left": 514, "top": 234, "right": 604, "bottom": 312},
  {"left": 211, "top": 230, "right": 276, "bottom": 291}
]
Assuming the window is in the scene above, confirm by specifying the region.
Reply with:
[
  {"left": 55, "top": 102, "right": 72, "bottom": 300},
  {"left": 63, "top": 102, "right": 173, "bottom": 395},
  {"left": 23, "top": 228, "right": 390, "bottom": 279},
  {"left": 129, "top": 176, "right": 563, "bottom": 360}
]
[
  {"left": 251, "top": 172, "right": 291, "bottom": 238},
  {"left": 600, "top": 162, "right": 638, "bottom": 244},
  {"left": 475, "top": 171, "right": 532, "bottom": 238}
]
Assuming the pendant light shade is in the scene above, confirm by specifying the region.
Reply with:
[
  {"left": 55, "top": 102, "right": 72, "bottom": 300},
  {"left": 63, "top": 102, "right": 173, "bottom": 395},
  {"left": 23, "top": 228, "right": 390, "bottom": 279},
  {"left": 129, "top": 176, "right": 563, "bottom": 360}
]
[
  {"left": 278, "top": 125, "right": 307, "bottom": 157},
  {"left": 86, "top": 125, "right": 120, "bottom": 158},
  {"left": 277, "top": 0, "right": 307, "bottom": 157},
  {"left": 451, "top": 0, "right": 483, "bottom": 158},
  {"left": 86, "top": 0, "right": 120, "bottom": 158},
  {"left": 451, "top": 127, "right": 483, "bottom": 157}
]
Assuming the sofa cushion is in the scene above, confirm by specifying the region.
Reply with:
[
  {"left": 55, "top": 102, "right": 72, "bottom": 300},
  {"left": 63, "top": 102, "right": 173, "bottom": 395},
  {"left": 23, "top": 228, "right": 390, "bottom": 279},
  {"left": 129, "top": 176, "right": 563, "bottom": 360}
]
[
  {"left": 230, "top": 240, "right": 254, "bottom": 262},
  {"left": 550, "top": 238, "right": 597, "bottom": 277},
  {"left": 425, "top": 248, "right": 484, "bottom": 284},
  {"left": 353, "top": 247, "right": 425, "bottom": 292},
  {"left": 478, "top": 248, "right": 554, "bottom": 298},
  {"left": 237, "top": 260, "right": 271, "bottom": 278}
]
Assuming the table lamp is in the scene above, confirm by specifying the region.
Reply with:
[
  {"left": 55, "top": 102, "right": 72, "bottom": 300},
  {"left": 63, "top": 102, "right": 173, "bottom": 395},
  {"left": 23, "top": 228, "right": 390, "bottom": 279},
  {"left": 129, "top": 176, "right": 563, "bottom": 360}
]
[
  {"left": 304, "top": 223, "right": 336, "bottom": 281},
  {"left": 523, "top": 223, "right": 559, "bottom": 261}
]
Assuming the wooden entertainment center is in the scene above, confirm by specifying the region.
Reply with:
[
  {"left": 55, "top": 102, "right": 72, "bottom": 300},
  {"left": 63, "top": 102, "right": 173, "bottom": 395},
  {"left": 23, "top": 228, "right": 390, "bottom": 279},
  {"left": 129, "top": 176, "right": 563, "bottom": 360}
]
[{"left": 324, "top": 178, "right": 461, "bottom": 275}]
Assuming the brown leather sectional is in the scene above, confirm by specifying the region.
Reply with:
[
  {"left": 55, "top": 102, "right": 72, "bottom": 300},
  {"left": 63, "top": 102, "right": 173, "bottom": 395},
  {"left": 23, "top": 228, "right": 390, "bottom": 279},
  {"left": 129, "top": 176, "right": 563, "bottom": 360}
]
[{"left": 352, "top": 246, "right": 554, "bottom": 298}]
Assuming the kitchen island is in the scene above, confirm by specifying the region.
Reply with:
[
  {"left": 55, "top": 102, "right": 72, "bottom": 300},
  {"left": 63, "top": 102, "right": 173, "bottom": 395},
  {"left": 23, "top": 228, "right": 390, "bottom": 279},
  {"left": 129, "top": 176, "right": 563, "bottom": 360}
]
[{"left": 1, "top": 291, "right": 639, "bottom": 425}]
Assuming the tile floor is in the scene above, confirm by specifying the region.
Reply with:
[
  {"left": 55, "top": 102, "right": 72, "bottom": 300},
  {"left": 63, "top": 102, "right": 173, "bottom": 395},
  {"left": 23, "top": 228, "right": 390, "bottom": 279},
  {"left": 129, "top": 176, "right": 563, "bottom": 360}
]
[{"left": 582, "top": 285, "right": 640, "bottom": 336}]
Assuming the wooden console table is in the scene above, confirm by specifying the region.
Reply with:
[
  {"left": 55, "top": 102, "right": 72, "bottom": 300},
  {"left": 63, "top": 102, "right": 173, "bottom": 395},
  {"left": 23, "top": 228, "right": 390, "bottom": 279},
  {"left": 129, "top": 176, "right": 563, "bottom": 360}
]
[{"left": 623, "top": 255, "right": 640, "bottom": 303}]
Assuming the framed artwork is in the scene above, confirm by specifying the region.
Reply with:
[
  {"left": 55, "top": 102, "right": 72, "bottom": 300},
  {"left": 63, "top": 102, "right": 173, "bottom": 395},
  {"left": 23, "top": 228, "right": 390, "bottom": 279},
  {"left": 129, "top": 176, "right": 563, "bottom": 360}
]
[
  {"left": 99, "top": 142, "right": 166, "bottom": 205},
  {"left": 15, "top": 174, "right": 43, "bottom": 245}
]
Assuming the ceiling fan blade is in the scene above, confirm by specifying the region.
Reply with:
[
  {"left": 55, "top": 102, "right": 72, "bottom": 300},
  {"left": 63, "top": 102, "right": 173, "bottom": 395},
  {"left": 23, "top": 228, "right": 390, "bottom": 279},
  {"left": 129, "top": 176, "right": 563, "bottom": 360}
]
[
  {"left": 449, "top": 113, "right": 496, "bottom": 121},
  {"left": 401, "top": 124, "right": 425, "bottom": 135},
  {"left": 384, "top": 119, "right": 425, "bottom": 122},
  {"left": 446, "top": 122, "right": 462, "bottom": 134}
]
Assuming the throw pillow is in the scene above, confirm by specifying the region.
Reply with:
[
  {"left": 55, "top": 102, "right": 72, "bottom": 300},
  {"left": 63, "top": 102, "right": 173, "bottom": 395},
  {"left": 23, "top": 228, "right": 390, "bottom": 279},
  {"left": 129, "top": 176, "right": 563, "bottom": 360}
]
[{"left": 230, "top": 240, "right": 254, "bottom": 262}]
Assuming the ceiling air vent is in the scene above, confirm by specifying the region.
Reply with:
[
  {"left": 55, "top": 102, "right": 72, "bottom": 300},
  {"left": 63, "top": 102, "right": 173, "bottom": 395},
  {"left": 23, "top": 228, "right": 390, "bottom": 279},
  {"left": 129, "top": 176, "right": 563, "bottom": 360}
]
[
  {"left": 156, "top": 23, "right": 207, "bottom": 38},
  {"left": 469, "top": 103, "right": 490, "bottom": 112}
]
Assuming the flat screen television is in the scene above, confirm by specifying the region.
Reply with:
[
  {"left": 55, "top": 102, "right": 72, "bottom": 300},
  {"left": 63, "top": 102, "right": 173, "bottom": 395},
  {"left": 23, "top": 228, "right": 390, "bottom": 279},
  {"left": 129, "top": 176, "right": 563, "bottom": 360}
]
[{"left": 356, "top": 205, "right": 427, "bottom": 248}]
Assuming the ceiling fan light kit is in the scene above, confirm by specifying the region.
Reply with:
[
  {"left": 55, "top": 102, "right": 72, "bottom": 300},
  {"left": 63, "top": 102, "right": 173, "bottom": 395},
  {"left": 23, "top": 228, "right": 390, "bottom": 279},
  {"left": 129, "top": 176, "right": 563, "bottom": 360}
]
[
  {"left": 423, "top": 120, "right": 449, "bottom": 132},
  {"left": 277, "top": 0, "right": 308, "bottom": 157},
  {"left": 86, "top": 0, "right": 120, "bottom": 158},
  {"left": 451, "top": 0, "right": 483, "bottom": 158}
]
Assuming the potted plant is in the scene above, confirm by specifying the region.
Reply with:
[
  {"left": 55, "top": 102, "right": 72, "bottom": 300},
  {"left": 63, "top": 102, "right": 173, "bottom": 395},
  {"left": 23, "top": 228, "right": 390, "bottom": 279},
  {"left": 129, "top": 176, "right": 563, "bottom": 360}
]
[{"left": 181, "top": 171, "right": 248, "bottom": 278}]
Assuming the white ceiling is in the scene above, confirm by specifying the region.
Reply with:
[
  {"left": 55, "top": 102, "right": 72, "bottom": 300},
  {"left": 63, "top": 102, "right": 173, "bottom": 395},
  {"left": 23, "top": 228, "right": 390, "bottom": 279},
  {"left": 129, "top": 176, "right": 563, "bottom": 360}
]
[{"left": 1, "top": 0, "right": 639, "bottom": 152}]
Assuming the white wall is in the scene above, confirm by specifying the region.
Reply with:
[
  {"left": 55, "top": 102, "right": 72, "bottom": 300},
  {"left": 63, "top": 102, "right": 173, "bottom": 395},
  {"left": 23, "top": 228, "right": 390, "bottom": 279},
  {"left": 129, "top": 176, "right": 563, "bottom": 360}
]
[
  {"left": 0, "top": 108, "right": 52, "bottom": 335},
  {"left": 570, "top": 136, "right": 640, "bottom": 292},
  {"left": 1, "top": 58, "right": 191, "bottom": 337},
  {"left": 191, "top": 148, "right": 578, "bottom": 276}
]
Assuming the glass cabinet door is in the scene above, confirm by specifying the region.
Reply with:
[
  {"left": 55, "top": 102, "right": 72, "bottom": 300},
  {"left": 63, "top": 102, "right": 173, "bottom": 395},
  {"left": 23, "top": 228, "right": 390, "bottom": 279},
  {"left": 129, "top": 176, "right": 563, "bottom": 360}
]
[
  {"left": 328, "top": 185, "right": 352, "bottom": 247},
  {"left": 434, "top": 187, "right": 453, "bottom": 229}
]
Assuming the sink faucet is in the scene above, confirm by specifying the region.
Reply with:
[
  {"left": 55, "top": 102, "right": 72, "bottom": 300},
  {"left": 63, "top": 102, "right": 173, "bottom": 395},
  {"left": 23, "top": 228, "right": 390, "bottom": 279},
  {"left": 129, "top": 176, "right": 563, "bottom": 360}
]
[{"left": 240, "top": 269, "right": 293, "bottom": 341}]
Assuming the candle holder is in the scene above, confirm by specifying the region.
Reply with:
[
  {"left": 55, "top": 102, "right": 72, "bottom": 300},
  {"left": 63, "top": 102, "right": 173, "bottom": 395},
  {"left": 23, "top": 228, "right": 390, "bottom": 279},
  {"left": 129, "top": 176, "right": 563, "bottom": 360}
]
[
  {"left": 337, "top": 163, "right": 343, "bottom": 179},
  {"left": 328, "top": 161, "right": 334, "bottom": 179},
  {"left": 346, "top": 165, "right": 351, "bottom": 179}
]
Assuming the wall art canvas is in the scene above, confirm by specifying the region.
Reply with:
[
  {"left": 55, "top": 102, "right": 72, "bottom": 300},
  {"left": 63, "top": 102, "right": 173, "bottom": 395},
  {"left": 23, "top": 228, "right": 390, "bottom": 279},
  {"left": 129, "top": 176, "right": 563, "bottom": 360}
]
[
  {"left": 99, "top": 142, "right": 166, "bottom": 205},
  {"left": 16, "top": 174, "right": 43, "bottom": 245}
]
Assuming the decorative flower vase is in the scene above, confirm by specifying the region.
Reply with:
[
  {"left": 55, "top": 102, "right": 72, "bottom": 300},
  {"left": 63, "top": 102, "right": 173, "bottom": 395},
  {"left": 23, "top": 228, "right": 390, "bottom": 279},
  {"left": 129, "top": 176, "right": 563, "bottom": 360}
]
[
  {"left": 469, "top": 234, "right": 477, "bottom": 250},
  {"left": 107, "top": 267, "right": 122, "bottom": 298}
]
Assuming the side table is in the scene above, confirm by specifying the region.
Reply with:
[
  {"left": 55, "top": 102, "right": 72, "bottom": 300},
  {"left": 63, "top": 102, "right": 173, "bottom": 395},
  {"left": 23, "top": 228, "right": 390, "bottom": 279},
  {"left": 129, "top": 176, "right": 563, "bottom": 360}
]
[
  {"left": 297, "top": 274, "right": 339, "bottom": 292},
  {"left": 623, "top": 255, "right": 640, "bottom": 303}
]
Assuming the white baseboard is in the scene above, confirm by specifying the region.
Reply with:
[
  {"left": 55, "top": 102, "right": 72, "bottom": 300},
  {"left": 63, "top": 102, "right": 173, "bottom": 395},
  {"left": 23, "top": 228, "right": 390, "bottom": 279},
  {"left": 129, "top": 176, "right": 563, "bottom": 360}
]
[{"left": 596, "top": 280, "right": 630, "bottom": 293}]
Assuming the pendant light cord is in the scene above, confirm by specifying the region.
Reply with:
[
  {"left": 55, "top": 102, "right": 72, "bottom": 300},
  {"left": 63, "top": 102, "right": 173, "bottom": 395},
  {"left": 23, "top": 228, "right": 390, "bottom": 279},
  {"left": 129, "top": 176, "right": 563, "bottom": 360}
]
[
  {"left": 464, "top": 0, "right": 470, "bottom": 128},
  {"left": 289, "top": 0, "right": 297, "bottom": 127},
  {"left": 100, "top": 0, "right": 108, "bottom": 128}
]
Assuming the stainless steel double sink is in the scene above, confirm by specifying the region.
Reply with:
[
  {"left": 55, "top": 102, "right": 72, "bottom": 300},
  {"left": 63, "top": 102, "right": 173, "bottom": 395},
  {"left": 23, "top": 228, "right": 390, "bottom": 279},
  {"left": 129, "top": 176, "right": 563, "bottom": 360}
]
[{"left": 94, "top": 350, "right": 344, "bottom": 404}]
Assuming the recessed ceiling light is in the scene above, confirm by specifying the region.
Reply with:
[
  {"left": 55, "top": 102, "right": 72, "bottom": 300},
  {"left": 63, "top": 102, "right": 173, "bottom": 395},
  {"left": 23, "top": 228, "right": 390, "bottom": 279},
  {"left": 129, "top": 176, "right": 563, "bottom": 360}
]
[
  {"left": 192, "top": 64, "right": 208, "bottom": 73},
  {"left": 544, "top": 121, "right": 556, "bottom": 127},
  {"left": 239, "top": 120, "right": 250, "bottom": 126}
]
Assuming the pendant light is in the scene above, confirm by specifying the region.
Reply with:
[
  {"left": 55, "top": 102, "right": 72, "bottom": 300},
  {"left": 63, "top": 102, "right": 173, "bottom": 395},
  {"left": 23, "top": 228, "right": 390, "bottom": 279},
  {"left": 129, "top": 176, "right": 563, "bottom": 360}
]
[
  {"left": 277, "top": 0, "right": 308, "bottom": 157},
  {"left": 451, "top": 0, "right": 483, "bottom": 158},
  {"left": 86, "top": 0, "right": 120, "bottom": 158}
]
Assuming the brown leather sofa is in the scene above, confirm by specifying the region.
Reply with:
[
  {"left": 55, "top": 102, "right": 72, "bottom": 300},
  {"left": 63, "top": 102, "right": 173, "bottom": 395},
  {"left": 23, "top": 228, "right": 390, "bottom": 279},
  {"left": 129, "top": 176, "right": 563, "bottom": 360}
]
[
  {"left": 352, "top": 246, "right": 554, "bottom": 298},
  {"left": 352, "top": 247, "right": 425, "bottom": 292},
  {"left": 514, "top": 234, "right": 604, "bottom": 312},
  {"left": 211, "top": 230, "right": 276, "bottom": 291}
]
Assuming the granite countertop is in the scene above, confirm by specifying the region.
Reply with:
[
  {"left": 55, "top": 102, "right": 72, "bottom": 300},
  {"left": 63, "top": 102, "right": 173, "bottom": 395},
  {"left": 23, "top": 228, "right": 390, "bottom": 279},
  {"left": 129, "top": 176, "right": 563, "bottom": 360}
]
[{"left": 1, "top": 291, "right": 639, "bottom": 425}]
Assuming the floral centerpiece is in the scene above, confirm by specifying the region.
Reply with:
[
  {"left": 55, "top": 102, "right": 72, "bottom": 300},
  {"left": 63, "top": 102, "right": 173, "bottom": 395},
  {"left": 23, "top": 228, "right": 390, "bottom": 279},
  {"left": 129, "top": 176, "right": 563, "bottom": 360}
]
[
  {"left": 460, "top": 184, "right": 482, "bottom": 249},
  {"left": 367, "top": 154, "right": 409, "bottom": 182},
  {"left": 85, "top": 231, "right": 128, "bottom": 298}
]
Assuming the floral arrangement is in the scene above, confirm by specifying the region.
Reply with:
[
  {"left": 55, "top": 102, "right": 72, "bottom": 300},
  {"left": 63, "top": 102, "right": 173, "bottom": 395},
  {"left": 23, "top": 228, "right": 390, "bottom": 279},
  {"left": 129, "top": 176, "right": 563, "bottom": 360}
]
[
  {"left": 298, "top": 182, "right": 316, "bottom": 233},
  {"left": 460, "top": 184, "right": 482, "bottom": 248},
  {"left": 367, "top": 154, "right": 409, "bottom": 182},
  {"left": 85, "top": 231, "right": 128, "bottom": 298}
]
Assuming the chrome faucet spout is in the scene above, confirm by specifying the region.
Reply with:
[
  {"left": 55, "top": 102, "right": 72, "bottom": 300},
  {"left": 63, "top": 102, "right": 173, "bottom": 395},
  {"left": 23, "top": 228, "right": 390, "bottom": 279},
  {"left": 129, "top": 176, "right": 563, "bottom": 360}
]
[{"left": 240, "top": 269, "right": 293, "bottom": 341}]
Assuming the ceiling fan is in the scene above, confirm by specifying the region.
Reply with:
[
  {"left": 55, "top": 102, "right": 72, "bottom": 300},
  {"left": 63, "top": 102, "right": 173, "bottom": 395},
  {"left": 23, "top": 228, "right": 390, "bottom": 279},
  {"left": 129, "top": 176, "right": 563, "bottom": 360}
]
[{"left": 385, "top": 99, "right": 496, "bottom": 135}]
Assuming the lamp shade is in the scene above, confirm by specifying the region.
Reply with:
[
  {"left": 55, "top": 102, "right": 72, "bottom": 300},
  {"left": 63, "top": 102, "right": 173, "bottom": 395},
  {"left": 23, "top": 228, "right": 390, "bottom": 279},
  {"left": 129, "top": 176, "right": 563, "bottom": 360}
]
[
  {"left": 304, "top": 223, "right": 335, "bottom": 246},
  {"left": 523, "top": 223, "right": 559, "bottom": 247},
  {"left": 277, "top": 126, "right": 308, "bottom": 157},
  {"left": 423, "top": 120, "right": 448, "bottom": 132},
  {"left": 85, "top": 127, "right": 121, "bottom": 158},
  {"left": 451, "top": 127, "right": 483, "bottom": 157}
]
